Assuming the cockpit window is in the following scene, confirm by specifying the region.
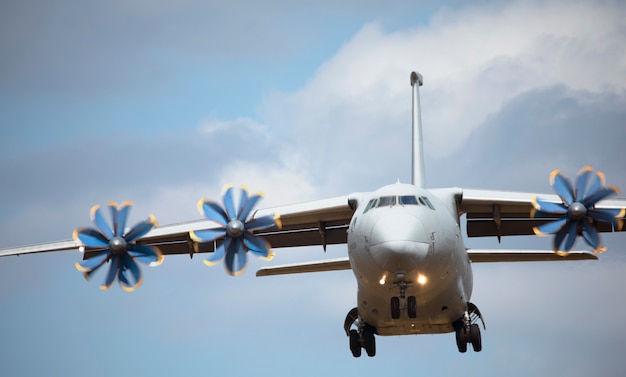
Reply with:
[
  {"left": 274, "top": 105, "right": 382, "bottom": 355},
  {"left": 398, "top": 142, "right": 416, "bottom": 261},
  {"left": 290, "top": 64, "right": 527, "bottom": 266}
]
[
  {"left": 398, "top": 195, "right": 418, "bottom": 205},
  {"left": 420, "top": 196, "right": 435, "bottom": 210},
  {"left": 364, "top": 194, "right": 434, "bottom": 211},
  {"left": 362, "top": 199, "right": 376, "bottom": 214},
  {"left": 377, "top": 196, "right": 396, "bottom": 207}
]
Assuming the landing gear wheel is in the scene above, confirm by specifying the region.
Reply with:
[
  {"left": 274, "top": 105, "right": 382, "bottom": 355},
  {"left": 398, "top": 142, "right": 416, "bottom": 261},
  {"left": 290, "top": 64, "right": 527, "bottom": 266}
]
[
  {"left": 470, "top": 323, "right": 482, "bottom": 352},
  {"left": 390, "top": 297, "right": 400, "bottom": 319},
  {"left": 362, "top": 326, "right": 376, "bottom": 357},
  {"left": 455, "top": 327, "right": 467, "bottom": 353},
  {"left": 407, "top": 296, "right": 417, "bottom": 318},
  {"left": 349, "top": 329, "right": 361, "bottom": 358}
]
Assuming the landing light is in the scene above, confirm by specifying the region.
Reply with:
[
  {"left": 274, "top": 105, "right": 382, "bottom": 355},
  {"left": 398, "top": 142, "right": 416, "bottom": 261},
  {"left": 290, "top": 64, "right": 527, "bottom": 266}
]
[
  {"left": 379, "top": 275, "right": 387, "bottom": 285},
  {"left": 417, "top": 274, "right": 427, "bottom": 285}
]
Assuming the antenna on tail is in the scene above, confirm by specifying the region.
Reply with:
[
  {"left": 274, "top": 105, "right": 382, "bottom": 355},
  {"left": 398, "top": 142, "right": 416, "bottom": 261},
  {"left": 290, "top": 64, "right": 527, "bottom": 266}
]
[{"left": 410, "top": 71, "right": 425, "bottom": 188}]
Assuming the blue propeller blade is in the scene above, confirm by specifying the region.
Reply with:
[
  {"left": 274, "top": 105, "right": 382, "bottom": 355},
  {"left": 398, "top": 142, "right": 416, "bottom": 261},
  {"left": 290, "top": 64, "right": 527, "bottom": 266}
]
[
  {"left": 575, "top": 167, "right": 594, "bottom": 202},
  {"left": 190, "top": 228, "right": 227, "bottom": 243},
  {"left": 583, "top": 186, "right": 619, "bottom": 207},
  {"left": 224, "top": 242, "right": 236, "bottom": 275},
  {"left": 560, "top": 221, "right": 578, "bottom": 253},
  {"left": 533, "top": 198, "right": 567, "bottom": 215},
  {"left": 101, "top": 255, "right": 119, "bottom": 290},
  {"left": 204, "top": 241, "right": 227, "bottom": 266},
  {"left": 222, "top": 186, "right": 237, "bottom": 220},
  {"left": 238, "top": 193, "right": 263, "bottom": 221},
  {"left": 246, "top": 215, "right": 279, "bottom": 232},
  {"left": 128, "top": 244, "right": 163, "bottom": 265},
  {"left": 75, "top": 251, "right": 109, "bottom": 273},
  {"left": 124, "top": 216, "right": 157, "bottom": 242},
  {"left": 587, "top": 208, "right": 624, "bottom": 229},
  {"left": 580, "top": 220, "right": 601, "bottom": 251},
  {"left": 114, "top": 201, "right": 132, "bottom": 237},
  {"left": 233, "top": 238, "right": 248, "bottom": 275},
  {"left": 119, "top": 254, "right": 142, "bottom": 291},
  {"left": 581, "top": 170, "right": 604, "bottom": 203},
  {"left": 198, "top": 199, "right": 229, "bottom": 225},
  {"left": 534, "top": 217, "right": 568, "bottom": 236},
  {"left": 243, "top": 233, "right": 271, "bottom": 259},
  {"left": 74, "top": 228, "right": 110, "bottom": 248},
  {"left": 237, "top": 187, "right": 250, "bottom": 219},
  {"left": 551, "top": 170, "right": 575, "bottom": 205},
  {"left": 91, "top": 205, "right": 114, "bottom": 239}
]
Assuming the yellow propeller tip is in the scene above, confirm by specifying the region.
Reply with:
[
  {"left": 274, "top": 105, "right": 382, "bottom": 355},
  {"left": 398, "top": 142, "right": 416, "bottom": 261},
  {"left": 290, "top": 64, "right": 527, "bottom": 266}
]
[{"left": 203, "top": 259, "right": 219, "bottom": 267}]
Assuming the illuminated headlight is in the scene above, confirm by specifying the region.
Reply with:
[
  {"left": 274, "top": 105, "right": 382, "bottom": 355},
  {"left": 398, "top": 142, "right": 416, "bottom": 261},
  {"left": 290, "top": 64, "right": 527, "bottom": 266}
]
[{"left": 417, "top": 274, "right": 427, "bottom": 285}]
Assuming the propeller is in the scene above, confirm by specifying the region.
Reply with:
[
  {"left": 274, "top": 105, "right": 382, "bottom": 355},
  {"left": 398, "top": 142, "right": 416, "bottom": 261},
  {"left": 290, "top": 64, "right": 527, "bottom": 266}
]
[
  {"left": 73, "top": 202, "right": 163, "bottom": 291},
  {"left": 190, "top": 185, "right": 281, "bottom": 276},
  {"left": 531, "top": 167, "right": 625, "bottom": 255}
]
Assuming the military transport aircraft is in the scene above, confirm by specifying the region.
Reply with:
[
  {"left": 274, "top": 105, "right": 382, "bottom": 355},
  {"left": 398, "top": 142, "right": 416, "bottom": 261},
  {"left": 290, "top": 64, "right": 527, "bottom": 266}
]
[{"left": 1, "top": 72, "right": 625, "bottom": 358}]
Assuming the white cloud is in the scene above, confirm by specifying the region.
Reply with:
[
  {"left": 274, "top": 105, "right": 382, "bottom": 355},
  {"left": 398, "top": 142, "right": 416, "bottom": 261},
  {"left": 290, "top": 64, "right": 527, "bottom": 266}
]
[{"left": 259, "top": 0, "right": 626, "bottom": 170}]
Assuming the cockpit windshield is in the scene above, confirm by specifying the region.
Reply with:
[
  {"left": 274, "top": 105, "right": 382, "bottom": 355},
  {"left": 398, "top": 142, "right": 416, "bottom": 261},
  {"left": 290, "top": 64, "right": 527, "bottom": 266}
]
[
  {"left": 378, "top": 196, "right": 396, "bottom": 207},
  {"left": 362, "top": 194, "right": 434, "bottom": 213},
  {"left": 398, "top": 195, "right": 418, "bottom": 205}
]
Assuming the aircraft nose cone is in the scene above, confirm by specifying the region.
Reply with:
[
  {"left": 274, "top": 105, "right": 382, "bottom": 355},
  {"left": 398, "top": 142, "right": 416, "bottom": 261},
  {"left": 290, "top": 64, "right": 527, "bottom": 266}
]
[{"left": 368, "top": 214, "right": 431, "bottom": 271}]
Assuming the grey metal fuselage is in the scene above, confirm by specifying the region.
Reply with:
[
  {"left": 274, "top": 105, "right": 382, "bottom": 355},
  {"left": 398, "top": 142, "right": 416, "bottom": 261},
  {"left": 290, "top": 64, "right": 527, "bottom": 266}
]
[{"left": 347, "top": 183, "right": 472, "bottom": 336}]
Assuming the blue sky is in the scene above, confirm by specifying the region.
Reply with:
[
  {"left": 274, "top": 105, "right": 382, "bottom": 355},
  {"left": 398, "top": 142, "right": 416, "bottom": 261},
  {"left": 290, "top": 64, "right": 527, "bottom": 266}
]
[{"left": 1, "top": 1, "right": 626, "bottom": 376}]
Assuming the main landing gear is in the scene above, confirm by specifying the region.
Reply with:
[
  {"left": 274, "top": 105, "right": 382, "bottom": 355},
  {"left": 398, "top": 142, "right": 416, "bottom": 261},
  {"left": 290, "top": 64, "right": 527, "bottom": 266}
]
[
  {"left": 344, "top": 308, "right": 376, "bottom": 357},
  {"left": 453, "top": 302, "right": 485, "bottom": 353}
]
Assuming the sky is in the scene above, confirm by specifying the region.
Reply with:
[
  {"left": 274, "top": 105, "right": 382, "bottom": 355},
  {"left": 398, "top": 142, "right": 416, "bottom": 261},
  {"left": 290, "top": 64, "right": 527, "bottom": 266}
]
[{"left": 1, "top": 0, "right": 626, "bottom": 376}]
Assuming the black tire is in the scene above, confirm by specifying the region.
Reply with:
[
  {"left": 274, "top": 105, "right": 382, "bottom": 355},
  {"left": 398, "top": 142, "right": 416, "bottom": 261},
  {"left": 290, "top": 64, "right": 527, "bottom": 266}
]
[
  {"left": 455, "top": 328, "right": 467, "bottom": 353},
  {"left": 349, "top": 329, "right": 361, "bottom": 357},
  {"left": 362, "top": 326, "right": 376, "bottom": 357},
  {"left": 407, "top": 296, "right": 417, "bottom": 318},
  {"left": 391, "top": 297, "right": 400, "bottom": 319},
  {"left": 470, "top": 324, "right": 482, "bottom": 352}
]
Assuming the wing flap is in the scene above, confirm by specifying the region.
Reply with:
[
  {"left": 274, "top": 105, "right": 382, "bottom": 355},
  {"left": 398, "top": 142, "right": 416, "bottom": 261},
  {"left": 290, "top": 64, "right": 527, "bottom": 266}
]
[{"left": 256, "top": 257, "right": 351, "bottom": 276}]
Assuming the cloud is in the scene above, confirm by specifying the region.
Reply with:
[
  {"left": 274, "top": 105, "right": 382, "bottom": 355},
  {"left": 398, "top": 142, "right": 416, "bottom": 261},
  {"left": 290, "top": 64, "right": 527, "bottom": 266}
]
[{"left": 257, "top": 0, "right": 626, "bottom": 192}]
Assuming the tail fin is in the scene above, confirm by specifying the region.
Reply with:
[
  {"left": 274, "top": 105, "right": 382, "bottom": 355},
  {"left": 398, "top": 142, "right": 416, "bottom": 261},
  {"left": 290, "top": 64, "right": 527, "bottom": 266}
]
[{"left": 411, "top": 72, "right": 426, "bottom": 188}]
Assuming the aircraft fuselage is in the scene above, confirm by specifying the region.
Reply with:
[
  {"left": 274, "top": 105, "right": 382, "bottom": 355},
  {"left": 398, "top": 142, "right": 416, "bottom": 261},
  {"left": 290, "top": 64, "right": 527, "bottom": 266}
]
[{"left": 347, "top": 183, "right": 472, "bottom": 335}]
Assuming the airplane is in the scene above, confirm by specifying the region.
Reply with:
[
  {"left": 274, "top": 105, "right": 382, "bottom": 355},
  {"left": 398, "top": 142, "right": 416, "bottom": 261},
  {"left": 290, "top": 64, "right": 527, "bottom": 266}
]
[{"left": 1, "top": 71, "right": 625, "bottom": 358}]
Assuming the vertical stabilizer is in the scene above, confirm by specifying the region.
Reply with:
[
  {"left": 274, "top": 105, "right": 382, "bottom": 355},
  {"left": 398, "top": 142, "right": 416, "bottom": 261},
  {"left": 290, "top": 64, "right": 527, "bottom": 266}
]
[{"left": 410, "top": 71, "right": 425, "bottom": 188}]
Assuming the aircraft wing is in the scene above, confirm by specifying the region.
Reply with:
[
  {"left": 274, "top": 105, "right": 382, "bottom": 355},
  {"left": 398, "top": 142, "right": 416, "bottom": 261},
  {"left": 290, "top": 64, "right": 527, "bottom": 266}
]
[
  {"left": 0, "top": 194, "right": 358, "bottom": 258},
  {"left": 457, "top": 188, "right": 626, "bottom": 238}
]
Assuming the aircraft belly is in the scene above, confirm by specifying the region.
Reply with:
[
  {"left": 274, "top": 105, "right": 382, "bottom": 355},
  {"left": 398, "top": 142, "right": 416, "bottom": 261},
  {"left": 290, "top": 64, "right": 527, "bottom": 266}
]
[
  {"left": 349, "top": 238, "right": 472, "bottom": 336},
  {"left": 356, "top": 277, "right": 466, "bottom": 336}
]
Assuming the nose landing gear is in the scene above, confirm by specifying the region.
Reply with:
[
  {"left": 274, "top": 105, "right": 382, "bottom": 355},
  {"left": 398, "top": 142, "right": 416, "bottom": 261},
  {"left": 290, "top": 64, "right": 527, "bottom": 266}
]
[
  {"left": 344, "top": 307, "right": 377, "bottom": 357},
  {"left": 390, "top": 278, "right": 417, "bottom": 319}
]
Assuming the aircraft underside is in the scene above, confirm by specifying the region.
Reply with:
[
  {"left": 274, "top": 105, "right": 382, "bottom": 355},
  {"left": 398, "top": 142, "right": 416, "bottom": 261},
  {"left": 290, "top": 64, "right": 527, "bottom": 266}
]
[{"left": 343, "top": 300, "right": 485, "bottom": 357}]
